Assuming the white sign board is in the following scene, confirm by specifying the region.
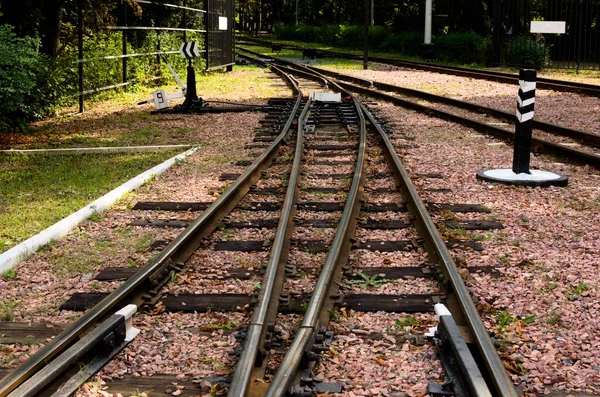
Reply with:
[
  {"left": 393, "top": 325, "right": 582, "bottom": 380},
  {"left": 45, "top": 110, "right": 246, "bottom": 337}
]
[
  {"left": 219, "top": 17, "right": 228, "bottom": 31},
  {"left": 530, "top": 21, "right": 566, "bottom": 34},
  {"left": 153, "top": 89, "right": 169, "bottom": 110}
]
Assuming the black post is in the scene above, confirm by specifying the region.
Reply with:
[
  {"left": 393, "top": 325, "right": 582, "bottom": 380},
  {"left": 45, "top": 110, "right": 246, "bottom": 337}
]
[
  {"left": 363, "top": 0, "right": 369, "bottom": 70},
  {"left": 122, "top": 3, "right": 127, "bottom": 85},
  {"left": 181, "top": 64, "right": 198, "bottom": 109},
  {"left": 78, "top": 0, "right": 84, "bottom": 113},
  {"left": 512, "top": 69, "right": 536, "bottom": 174}
]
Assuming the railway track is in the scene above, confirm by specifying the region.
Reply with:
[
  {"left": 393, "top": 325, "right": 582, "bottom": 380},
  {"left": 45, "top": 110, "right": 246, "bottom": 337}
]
[
  {"left": 238, "top": 47, "right": 600, "bottom": 170},
  {"left": 0, "top": 62, "right": 519, "bottom": 396},
  {"left": 237, "top": 36, "right": 600, "bottom": 97}
]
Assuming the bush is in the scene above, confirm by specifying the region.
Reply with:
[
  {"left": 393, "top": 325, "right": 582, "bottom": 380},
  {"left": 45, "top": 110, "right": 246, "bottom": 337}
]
[
  {"left": 0, "top": 21, "right": 44, "bottom": 130},
  {"left": 434, "top": 31, "right": 490, "bottom": 65},
  {"left": 504, "top": 35, "right": 549, "bottom": 70},
  {"left": 380, "top": 31, "right": 423, "bottom": 56}
]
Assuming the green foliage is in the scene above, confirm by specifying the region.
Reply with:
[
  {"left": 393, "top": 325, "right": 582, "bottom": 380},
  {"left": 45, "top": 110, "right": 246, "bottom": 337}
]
[
  {"left": 347, "top": 272, "right": 392, "bottom": 289},
  {"left": 395, "top": 316, "right": 421, "bottom": 327},
  {"left": 275, "top": 24, "right": 490, "bottom": 64},
  {"left": 504, "top": 35, "right": 550, "bottom": 70},
  {"left": 0, "top": 299, "right": 20, "bottom": 321},
  {"left": 567, "top": 282, "right": 589, "bottom": 301},
  {"left": 0, "top": 20, "right": 43, "bottom": 130},
  {"left": 2, "top": 269, "right": 16, "bottom": 280},
  {"left": 380, "top": 31, "right": 423, "bottom": 56},
  {"left": 434, "top": 31, "right": 491, "bottom": 65},
  {"left": 496, "top": 310, "right": 516, "bottom": 331}
]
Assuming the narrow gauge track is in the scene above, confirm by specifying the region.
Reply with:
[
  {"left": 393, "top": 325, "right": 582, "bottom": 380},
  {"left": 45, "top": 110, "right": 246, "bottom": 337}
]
[
  {"left": 0, "top": 63, "right": 517, "bottom": 397},
  {"left": 237, "top": 36, "right": 600, "bottom": 97},
  {"left": 238, "top": 47, "right": 600, "bottom": 170}
]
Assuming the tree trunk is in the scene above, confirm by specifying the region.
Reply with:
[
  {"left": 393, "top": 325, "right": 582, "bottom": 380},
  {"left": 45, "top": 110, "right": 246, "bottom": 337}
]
[{"left": 39, "top": 0, "right": 63, "bottom": 56}]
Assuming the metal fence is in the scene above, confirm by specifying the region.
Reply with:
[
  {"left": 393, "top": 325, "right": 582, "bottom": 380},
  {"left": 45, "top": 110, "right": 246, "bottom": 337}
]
[
  {"left": 77, "top": 0, "right": 235, "bottom": 112},
  {"left": 206, "top": 0, "right": 236, "bottom": 70},
  {"left": 498, "top": 0, "right": 600, "bottom": 70}
]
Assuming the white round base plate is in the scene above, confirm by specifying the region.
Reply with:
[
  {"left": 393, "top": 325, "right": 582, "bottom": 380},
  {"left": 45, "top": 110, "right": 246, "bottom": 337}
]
[{"left": 476, "top": 168, "right": 568, "bottom": 187}]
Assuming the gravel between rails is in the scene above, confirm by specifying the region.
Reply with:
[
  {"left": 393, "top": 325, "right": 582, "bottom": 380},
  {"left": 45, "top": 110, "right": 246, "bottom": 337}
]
[
  {"left": 318, "top": 63, "right": 600, "bottom": 136},
  {"left": 0, "top": 110, "right": 266, "bottom": 380},
  {"left": 367, "top": 96, "right": 600, "bottom": 395}
]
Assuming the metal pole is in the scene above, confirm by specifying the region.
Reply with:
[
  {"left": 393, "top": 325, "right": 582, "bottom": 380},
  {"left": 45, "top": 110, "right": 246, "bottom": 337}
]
[
  {"left": 183, "top": 0, "right": 187, "bottom": 42},
  {"left": 371, "top": 0, "right": 374, "bottom": 26},
  {"left": 424, "top": 0, "right": 432, "bottom": 44},
  {"left": 122, "top": 3, "right": 127, "bottom": 85},
  {"left": 295, "top": 0, "right": 298, "bottom": 25},
  {"left": 78, "top": 0, "right": 84, "bottom": 113},
  {"left": 363, "top": 0, "right": 369, "bottom": 69}
]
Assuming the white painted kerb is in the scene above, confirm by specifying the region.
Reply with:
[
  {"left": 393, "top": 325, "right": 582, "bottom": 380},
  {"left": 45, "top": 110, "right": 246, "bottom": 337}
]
[{"left": 0, "top": 147, "right": 198, "bottom": 274}]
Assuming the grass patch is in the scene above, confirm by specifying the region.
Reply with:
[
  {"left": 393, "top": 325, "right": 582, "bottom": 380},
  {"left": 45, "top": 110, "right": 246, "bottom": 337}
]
[
  {"left": 0, "top": 152, "right": 176, "bottom": 254},
  {"left": 46, "top": 227, "right": 156, "bottom": 275},
  {"left": 3, "top": 65, "right": 288, "bottom": 150}
]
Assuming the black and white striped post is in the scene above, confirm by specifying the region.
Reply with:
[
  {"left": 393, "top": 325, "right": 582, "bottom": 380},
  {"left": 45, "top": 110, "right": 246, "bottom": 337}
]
[
  {"left": 513, "top": 69, "right": 536, "bottom": 174},
  {"left": 476, "top": 69, "right": 568, "bottom": 187}
]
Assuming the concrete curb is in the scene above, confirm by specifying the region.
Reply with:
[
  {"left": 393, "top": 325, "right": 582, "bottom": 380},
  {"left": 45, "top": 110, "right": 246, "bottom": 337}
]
[
  {"left": 0, "top": 146, "right": 199, "bottom": 274},
  {"left": 0, "top": 145, "right": 193, "bottom": 156}
]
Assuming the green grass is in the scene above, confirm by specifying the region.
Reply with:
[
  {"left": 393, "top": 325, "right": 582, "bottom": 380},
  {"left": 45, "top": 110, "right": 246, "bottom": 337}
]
[
  {"left": 6, "top": 65, "right": 289, "bottom": 150},
  {"left": 0, "top": 151, "right": 177, "bottom": 254}
]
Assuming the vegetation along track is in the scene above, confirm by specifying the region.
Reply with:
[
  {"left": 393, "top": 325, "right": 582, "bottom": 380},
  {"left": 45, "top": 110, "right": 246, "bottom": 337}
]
[
  {"left": 237, "top": 36, "right": 600, "bottom": 97},
  {"left": 0, "top": 62, "right": 518, "bottom": 396},
  {"left": 238, "top": 46, "right": 600, "bottom": 170}
]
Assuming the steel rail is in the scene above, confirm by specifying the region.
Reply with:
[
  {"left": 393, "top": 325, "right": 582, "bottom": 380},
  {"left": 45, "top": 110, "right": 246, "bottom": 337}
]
[
  {"left": 0, "top": 73, "right": 302, "bottom": 397},
  {"left": 254, "top": 58, "right": 517, "bottom": 396},
  {"left": 266, "top": 96, "right": 367, "bottom": 397},
  {"left": 237, "top": 48, "right": 331, "bottom": 88},
  {"left": 358, "top": 100, "right": 519, "bottom": 397},
  {"left": 228, "top": 96, "right": 311, "bottom": 397},
  {"left": 236, "top": 36, "right": 600, "bottom": 96},
  {"left": 337, "top": 79, "right": 600, "bottom": 168},
  {"left": 306, "top": 65, "right": 600, "bottom": 148}
]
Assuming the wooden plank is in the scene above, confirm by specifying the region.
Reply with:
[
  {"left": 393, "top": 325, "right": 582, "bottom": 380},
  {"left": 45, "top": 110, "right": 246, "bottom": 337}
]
[
  {"left": 350, "top": 266, "right": 434, "bottom": 279},
  {"left": 60, "top": 293, "right": 108, "bottom": 311},
  {"left": 0, "top": 323, "right": 65, "bottom": 344},
  {"left": 308, "top": 144, "right": 357, "bottom": 150},
  {"left": 444, "top": 220, "right": 504, "bottom": 230},
  {"left": 95, "top": 267, "right": 140, "bottom": 281},
  {"left": 298, "top": 202, "right": 345, "bottom": 211},
  {"left": 313, "top": 152, "right": 354, "bottom": 158},
  {"left": 103, "top": 374, "right": 219, "bottom": 397},
  {"left": 133, "top": 201, "right": 282, "bottom": 212},
  {"left": 132, "top": 202, "right": 211, "bottom": 211},
  {"left": 341, "top": 294, "right": 437, "bottom": 313},
  {"left": 162, "top": 294, "right": 254, "bottom": 312},
  {"left": 129, "top": 220, "right": 189, "bottom": 228},
  {"left": 95, "top": 267, "right": 258, "bottom": 282},
  {"left": 358, "top": 219, "right": 410, "bottom": 229},
  {"left": 431, "top": 203, "right": 491, "bottom": 213},
  {"left": 446, "top": 240, "right": 484, "bottom": 251},
  {"left": 62, "top": 292, "right": 439, "bottom": 314},
  {"left": 312, "top": 160, "right": 355, "bottom": 165},
  {"left": 355, "top": 240, "right": 415, "bottom": 252}
]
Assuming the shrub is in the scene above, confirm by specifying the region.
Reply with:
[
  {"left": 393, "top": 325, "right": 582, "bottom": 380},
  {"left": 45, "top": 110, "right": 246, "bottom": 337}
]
[
  {"left": 380, "top": 31, "right": 423, "bottom": 56},
  {"left": 0, "top": 21, "right": 43, "bottom": 130},
  {"left": 434, "top": 31, "right": 490, "bottom": 65},
  {"left": 504, "top": 35, "right": 549, "bottom": 70}
]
